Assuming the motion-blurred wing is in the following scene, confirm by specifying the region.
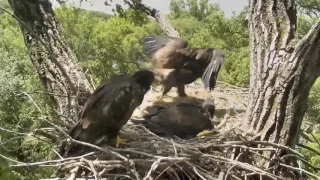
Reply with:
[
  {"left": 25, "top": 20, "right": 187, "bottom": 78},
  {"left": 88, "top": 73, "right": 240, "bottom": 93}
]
[
  {"left": 143, "top": 35, "right": 188, "bottom": 56},
  {"left": 201, "top": 50, "right": 225, "bottom": 90},
  {"left": 176, "top": 48, "right": 225, "bottom": 90}
]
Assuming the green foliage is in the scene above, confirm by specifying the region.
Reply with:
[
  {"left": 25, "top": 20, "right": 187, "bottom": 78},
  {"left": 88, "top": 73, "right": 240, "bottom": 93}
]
[
  {"left": 55, "top": 6, "right": 160, "bottom": 86},
  {"left": 296, "top": 0, "right": 320, "bottom": 17},
  {"left": 306, "top": 79, "right": 320, "bottom": 124},
  {"left": 299, "top": 132, "right": 320, "bottom": 176},
  {"left": 297, "top": 15, "right": 318, "bottom": 39},
  {"left": 170, "top": 0, "right": 221, "bottom": 21}
]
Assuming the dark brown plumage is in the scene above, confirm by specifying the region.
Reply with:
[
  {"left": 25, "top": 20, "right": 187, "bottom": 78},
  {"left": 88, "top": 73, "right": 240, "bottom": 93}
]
[
  {"left": 60, "top": 70, "right": 154, "bottom": 157},
  {"left": 132, "top": 97, "right": 215, "bottom": 139},
  {"left": 143, "top": 35, "right": 225, "bottom": 97}
]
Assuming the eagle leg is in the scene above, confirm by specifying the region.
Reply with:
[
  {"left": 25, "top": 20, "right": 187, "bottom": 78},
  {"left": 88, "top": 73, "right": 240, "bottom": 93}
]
[
  {"left": 115, "top": 136, "right": 128, "bottom": 148},
  {"left": 196, "top": 129, "right": 216, "bottom": 137},
  {"left": 177, "top": 84, "right": 187, "bottom": 97}
]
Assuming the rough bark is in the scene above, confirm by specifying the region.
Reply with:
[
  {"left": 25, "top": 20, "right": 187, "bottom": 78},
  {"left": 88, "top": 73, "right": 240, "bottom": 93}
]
[
  {"left": 243, "top": 0, "right": 320, "bottom": 149},
  {"left": 8, "top": 0, "right": 93, "bottom": 125}
]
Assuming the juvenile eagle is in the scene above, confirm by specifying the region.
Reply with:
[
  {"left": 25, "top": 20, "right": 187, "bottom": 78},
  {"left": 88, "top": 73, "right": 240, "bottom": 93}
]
[
  {"left": 132, "top": 97, "right": 216, "bottom": 139},
  {"left": 60, "top": 70, "right": 154, "bottom": 157},
  {"left": 143, "top": 35, "right": 225, "bottom": 99}
]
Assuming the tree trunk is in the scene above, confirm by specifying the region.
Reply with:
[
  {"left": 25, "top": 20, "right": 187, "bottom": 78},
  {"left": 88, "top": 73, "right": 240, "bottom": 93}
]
[
  {"left": 147, "top": 7, "right": 180, "bottom": 37},
  {"left": 243, "top": 0, "right": 320, "bottom": 149},
  {"left": 8, "top": 0, "right": 93, "bottom": 125}
]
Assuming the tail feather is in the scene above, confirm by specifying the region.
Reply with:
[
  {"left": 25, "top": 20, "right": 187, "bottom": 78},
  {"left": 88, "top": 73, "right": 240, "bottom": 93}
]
[{"left": 202, "top": 50, "right": 225, "bottom": 90}]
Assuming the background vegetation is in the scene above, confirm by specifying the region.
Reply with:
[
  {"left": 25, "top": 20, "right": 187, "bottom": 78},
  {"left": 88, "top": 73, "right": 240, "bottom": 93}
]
[{"left": 0, "top": 0, "right": 319, "bottom": 178}]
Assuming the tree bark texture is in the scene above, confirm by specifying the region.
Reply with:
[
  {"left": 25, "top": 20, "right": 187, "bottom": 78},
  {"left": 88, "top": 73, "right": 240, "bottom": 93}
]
[
  {"left": 243, "top": 0, "right": 320, "bottom": 148},
  {"left": 8, "top": 0, "right": 93, "bottom": 125}
]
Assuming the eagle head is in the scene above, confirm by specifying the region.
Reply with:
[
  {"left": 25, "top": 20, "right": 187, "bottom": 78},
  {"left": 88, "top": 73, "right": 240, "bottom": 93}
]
[
  {"left": 202, "top": 97, "right": 215, "bottom": 119},
  {"left": 132, "top": 70, "right": 155, "bottom": 91}
]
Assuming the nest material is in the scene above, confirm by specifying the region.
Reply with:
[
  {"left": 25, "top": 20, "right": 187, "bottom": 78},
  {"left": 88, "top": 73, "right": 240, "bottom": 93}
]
[
  {"left": 12, "top": 84, "right": 317, "bottom": 180},
  {"left": 47, "top": 119, "right": 317, "bottom": 180}
]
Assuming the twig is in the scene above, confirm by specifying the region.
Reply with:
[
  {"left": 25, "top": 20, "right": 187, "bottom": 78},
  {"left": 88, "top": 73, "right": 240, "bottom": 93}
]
[
  {"left": 12, "top": 152, "right": 95, "bottom": 167},
  {"left": 143, "top": 158, "right": 163, "bottom": 180},
  {"left": 279, "top": 163, "right": 320, "bottom": 179},
  {"left": 217, "top": 81, "right": 249, "bottom": 89},
  {"left": 297, "top": 143, "right": 320, "bottom": 156},
  {"left": 310, "top": 132, "right": 320, "bottom": 148},
  {"left": 66, "top": 166, "right": 80, "bottom": 180},
  {"left": 171, "top": 139, "right": 178, "bottom": 157},
  {"left": 82, "top": 158, "right": 99, "bottom": 180}
]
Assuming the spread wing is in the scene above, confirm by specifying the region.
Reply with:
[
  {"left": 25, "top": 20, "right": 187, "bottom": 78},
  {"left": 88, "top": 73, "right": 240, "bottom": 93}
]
[
  {"left": 143, "top": 35, "right": 189, "bottom": 68},
  {"left": 143, "top": 35, "right": 188, "bottom": 55},
  {"left": 176, "top": 48, "right": 225, "bottom": 90}
]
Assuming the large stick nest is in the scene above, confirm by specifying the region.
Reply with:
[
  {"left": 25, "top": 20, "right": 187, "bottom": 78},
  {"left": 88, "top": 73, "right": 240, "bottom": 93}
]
[
  {"left": 11, "top": 83, "right": 320, "bottom": 180},
  {"left": 36, "top": 122, "right": 317, "bottom": 180}
]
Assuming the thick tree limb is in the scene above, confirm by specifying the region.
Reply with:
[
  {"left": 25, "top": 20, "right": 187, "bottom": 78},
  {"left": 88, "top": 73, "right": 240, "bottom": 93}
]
[
  {"left": 140, "top": 4, "right": 180, "bottom": 37},
  {"left": 8, "top": 0, "right": 93, "bottom": 124},
  {"left": 243, "top": 0, "right": 320, "bottom": 164}
]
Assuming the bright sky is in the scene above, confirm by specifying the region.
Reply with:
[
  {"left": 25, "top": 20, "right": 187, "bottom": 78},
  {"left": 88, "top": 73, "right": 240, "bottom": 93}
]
[{"left": 51, "top": 0, "right": 248, "bottom": 17}]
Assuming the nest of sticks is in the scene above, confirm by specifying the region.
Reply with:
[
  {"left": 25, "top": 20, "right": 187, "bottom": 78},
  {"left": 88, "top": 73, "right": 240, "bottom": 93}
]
[
  {"left": 9, "top": 84, "right": 319, "bottom": 180},
  {"left": 13, "top": 115, "right": 318, "bottom": 180}
]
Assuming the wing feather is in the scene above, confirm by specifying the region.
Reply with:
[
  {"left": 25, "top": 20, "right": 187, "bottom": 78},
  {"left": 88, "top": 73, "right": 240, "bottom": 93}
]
[
  {"left": 175, "top": 48, "right": 225, "bottom": 90},
  {"left": 201, "top": 50, "right": 225, "bottom": 90},
  {"left": 80, "top": 74, "right": 131, "bottom": 119},
  {"left": 143, "top": 35, "right": 188, "bottom": 56},
  {"left": 176, "top": 48, "right": 225, "bottom": 90}
]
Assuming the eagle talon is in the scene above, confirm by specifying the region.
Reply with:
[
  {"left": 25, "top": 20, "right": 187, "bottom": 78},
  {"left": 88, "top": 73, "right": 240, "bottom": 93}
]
[
  {"left": 116, "top": 136, "right": 127, "bottom": 147},
  {"left": 197, "top": 130, "right": 215, "bottom": 137}
]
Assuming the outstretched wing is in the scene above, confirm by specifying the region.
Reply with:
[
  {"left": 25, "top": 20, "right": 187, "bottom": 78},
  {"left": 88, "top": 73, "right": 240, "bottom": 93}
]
[
  {"left": 176, "top": 48, "right": 225, "bottom": 90},
  {"left": 143, "top": 35, "right": 188, "bottom": 55},
  {"left": 143, "top": 35, "right": 189, "bottom": 68}
]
